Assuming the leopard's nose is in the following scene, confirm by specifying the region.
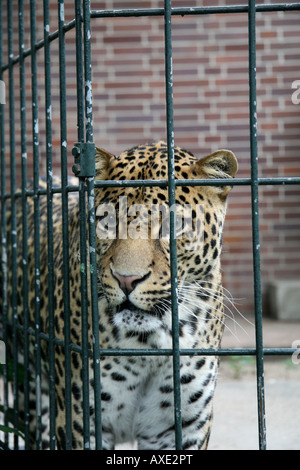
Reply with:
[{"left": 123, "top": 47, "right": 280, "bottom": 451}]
[{"left": 112, "top": 272, "right": 144, "bottom": 295}]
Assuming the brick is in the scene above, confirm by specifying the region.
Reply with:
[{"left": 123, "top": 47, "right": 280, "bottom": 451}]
[
  {"left": 260, "top": 123, "right": 278, "bottom": 131},
  {"left": 260, "top": 31, "right": 277, "bottom": 38},
  {"left": 216, "top": 55, "right": 248, "bottom": 64}
]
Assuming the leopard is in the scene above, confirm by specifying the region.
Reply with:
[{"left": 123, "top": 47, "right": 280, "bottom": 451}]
[{"left": 1, "top": 141, "right": 237, "bottom": 450}]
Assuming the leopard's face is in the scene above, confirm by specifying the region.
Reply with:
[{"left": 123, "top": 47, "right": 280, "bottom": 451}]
[{"left": 94, "top": 142, "right": 237, "bottom": 334}]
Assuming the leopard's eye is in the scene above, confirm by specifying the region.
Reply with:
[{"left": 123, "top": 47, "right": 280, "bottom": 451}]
[
  {"left": 159, "top": 214, "right": 185, "bottom": 238},
  {"left": 175, "top": 215, "right": 185, "bottom": 235},
  {"left": 107, "top": 214, "right": 116, "bottom": 228},
  {"left": 96, "top": 203, "right": 117, "bottom": 239},
  {"left": 97, "top": 213, "right": 116, "bottom": 230}
]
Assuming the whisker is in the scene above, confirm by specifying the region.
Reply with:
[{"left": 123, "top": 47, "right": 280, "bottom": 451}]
[
  {"left": 180, "top": 279, "right": 250, "bottom": 320},
  {"left": 178, "top": 280, "right": 253, "bottom": 340},
  {"left": 157, "top": 291, "right": 242, "bottom": 342}
]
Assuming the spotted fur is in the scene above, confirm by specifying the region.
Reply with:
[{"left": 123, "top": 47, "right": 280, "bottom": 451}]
[{"left": 3, "top": 141, "right": 237, "bottom": 449}]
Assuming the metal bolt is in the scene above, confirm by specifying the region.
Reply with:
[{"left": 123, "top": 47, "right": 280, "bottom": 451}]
[
  {"left": 72, "top": 146, "right": 80, "bottom": 157},
  {"left": 72, "top": 164, "right": 81, "bottom": 176}
]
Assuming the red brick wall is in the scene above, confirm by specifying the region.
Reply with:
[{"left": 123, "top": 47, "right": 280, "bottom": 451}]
[{"left": 1, "top": 0, "right": 300, "bottom": 318}]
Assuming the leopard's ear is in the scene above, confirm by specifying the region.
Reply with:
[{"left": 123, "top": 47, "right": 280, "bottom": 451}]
[
  {"left": 193, "top": 149, "right": 238, "bottom": 198},
  {"left": 95, "top": 146, "right": 114, "bottom": 180}
]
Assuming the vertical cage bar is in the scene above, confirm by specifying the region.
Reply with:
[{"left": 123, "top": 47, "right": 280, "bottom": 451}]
[
  {"left": 58, "top": 0, "right": 72, "bottom": 450},
  {"left": 75, "top": 0, "right": 85, "bottom": 144},
  {"left": 163, "top": 0, "right": 182, "bottom": 450},
  {"left": 83, "top": 0, "right": 103, "bottom": 449},
  {"left": 30, "top": 0, "right": 42, "bottom": 449},
  {"left": 43, "top": 0, "right": 56, "bottom": 450},
  {"left": 83, "top": 0, "right": 93, "bottom": 144},
  {"left": 18, "top": 0, "right": 30, "bottom": 449},
  {"left": 87, "top": 180, "right": 102, "bottom": 449},
  {"left": 7, "top": 0, "right": 19, "bottom": 449},
  {"left": 75, "top": 0, "right": 91, "bottom": 449},
  {"left": 248, "top": 0, "right": 267, "bottom": 450},
  {"left": 0, "top": 0, "right": 9, "bottom": 450},
  {"left": 78, "top": 131, "right": 90, "bottom": 449}
]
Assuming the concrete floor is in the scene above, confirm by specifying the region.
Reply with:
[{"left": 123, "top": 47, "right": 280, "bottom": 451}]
[
  {"left": 209, "top": 314, "right": 300, "bottom": 450},
  {"left": 210, "top": 362, "right": 300, "bottom": 450}
]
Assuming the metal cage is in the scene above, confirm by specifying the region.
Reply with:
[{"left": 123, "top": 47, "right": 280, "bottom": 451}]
[{"left": 1, "top": 0, "right": 300, "bottom": 451}]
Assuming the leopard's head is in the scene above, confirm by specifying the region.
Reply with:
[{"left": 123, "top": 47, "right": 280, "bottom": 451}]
[{"left": 94, "top": 142, "right": 237, "bottom": 334}]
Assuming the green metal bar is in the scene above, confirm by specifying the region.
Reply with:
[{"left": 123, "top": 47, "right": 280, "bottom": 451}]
[
  {"left": 78, "top": 150, "right": 90, "bottom": 450},
  {"left": 94, "top": 347, "right": 298, "bottom": 357},
  {"left": 1, "top": 3, "right": 300, "bottom": 71},
  {"left": 2, "top": 3, "right": 300, "bottom": 74},
  {"left": 58, "top": 0, "right": 72, "bottom": 450},
  {"left": 75, "top": 1, "right": 84, "bottom": 143},
  {"left": 83, "top": 2, "right": 94, "bottom": 145},
  {"left": 82, "top": 0, "right": 103, "bottom": 450},
  {"left": 248, "top": 0, "right": 267, "bottom": 450},
  {"left": 92, "top": 176, "right": 300, "bottom": 189},
  {"left": 3, "top": 176, "right": 300, "bottom": 204},
  {"left": 43, "top": 0, "right": 56, "bottom": 450},
  {"left": 18, "top": 0, "right": 30, "bottom": 449},
  {"left": 76, "top": 0, "right": 91, "bottom": 449},
  {"left": 0, "top": 0, "right": 9, "bottom": 450},
  {"left": 88, "top": 176, "right": 300, "bottom": 188},
  {"left": 33, "top": 175, "right": 300, "bottom": 190},
  {"left": 5, "top": 317, "right": 300, "bottom": 358},
  {"left": 86, "top": 180, "right": 103, "bottom": 444},
  {"left": 30, "top": 0, "right": 42, "bottom": 449},
  {"left": 164, "top": 0, "right": 182, "bottom": 451},
  {"left": 90, "top": 3, "right": 300, "bottom": 19},
  {"left": 1, "top": 19, "right": 76, "bottom": 73},
  {"left": 7, "top": 0, "right": 19, "bottom": 449}
]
